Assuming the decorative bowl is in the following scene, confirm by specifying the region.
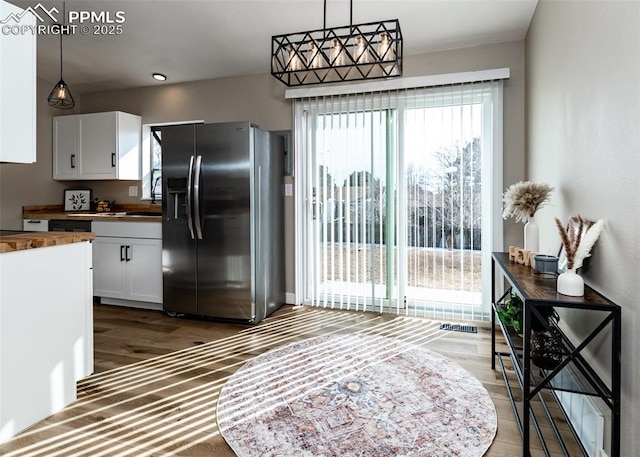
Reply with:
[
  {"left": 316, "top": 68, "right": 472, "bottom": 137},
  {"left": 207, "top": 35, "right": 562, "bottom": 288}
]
[{"left": 533, "top": 255, "right": 559, "bottom": 274}]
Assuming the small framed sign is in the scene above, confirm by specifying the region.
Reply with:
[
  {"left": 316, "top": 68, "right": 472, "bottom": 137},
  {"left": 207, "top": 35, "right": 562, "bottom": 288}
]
[{"left": 64, "top": 189, "right": 92, "bottom": 211}]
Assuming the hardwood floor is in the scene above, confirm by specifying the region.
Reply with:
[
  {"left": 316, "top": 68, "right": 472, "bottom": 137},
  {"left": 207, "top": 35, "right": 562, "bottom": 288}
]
[{"left": 0, "top": 304, "right": 582, "bottom": 456}]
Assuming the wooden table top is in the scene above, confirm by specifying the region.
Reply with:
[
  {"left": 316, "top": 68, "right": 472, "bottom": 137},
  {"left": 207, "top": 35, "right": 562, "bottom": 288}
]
[{"left": 0, "top": 232, "right": 95, "bottom": 254}]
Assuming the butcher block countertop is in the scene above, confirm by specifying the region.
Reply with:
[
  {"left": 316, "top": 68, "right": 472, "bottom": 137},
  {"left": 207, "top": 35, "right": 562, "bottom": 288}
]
[
  {"left": 0, "top": 231, "right": 96, "bottom": 254},
  {"left": 23, "top": 204, "right": 162, "bottom": 222}
]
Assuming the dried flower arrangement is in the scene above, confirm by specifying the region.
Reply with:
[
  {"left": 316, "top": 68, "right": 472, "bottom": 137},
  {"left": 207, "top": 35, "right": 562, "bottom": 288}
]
[
  {"left": 502, "top": 181, "right": 554, "bottom": 223},
  {"left": 554, "top": 215, "right": 605, "bottom": 271}
]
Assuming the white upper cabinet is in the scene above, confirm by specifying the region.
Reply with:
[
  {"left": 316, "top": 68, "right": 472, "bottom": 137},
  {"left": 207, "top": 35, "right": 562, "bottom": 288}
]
[
  {"left": 52, "top": 115, "right": 78, "bottom": 180},
  {"left": 53, "top": 111, "right": 142, "bottom": 180},
  {"left": 0, "top": 0, "right": 36, "bottom": 164}
]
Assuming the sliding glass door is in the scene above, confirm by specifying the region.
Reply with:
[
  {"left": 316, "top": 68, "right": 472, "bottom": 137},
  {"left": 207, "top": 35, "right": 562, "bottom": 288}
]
[
  {"left": 295, "top": 81, "right": 502, "bottom": 321},
  {"left": 305, "top": 102, "right": 398, "bottom": 312},
  {"left": 400, "top": 88, "right": 484, "bottom": 317}
]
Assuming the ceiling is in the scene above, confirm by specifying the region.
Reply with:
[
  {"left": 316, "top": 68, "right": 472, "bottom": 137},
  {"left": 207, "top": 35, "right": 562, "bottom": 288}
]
[{"left": 8, "top": 0, "right": 538, "bottom": 95}]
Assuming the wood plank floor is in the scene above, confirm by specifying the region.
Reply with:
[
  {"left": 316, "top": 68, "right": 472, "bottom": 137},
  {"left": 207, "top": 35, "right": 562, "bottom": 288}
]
[{"left": 0, "top": 304, "right": 582, "bottom": 456}]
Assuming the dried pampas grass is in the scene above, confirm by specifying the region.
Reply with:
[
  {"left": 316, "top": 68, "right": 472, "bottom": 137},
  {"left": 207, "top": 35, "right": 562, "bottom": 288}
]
[
  {"left": 573, "top": 219, "right": 605, "bottom": 271},
  {"left": 555, "top": 214, "right": 605, "bottom": 271},
  {"left": 503, "top": 181, "right": 554, "bottom": 223}
]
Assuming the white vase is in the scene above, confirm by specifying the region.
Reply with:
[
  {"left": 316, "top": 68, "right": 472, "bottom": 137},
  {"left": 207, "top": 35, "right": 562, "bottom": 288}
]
[
  {"left": 524, "top": 216, "right": 539, "bottom": 252},
  {"left": 557, "top": 269, "right": 584, "bottom": 296}
]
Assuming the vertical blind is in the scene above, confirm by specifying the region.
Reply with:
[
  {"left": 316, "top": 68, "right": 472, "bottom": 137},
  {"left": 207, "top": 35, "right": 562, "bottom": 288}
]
[{"left": 293, "top": 77, "right": 504, "bottom": 321}]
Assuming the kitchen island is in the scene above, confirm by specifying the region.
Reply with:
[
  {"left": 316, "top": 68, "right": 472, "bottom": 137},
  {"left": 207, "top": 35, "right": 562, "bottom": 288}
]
[{"left": 0, "top": 231, "right": 94, "bottom": 443}]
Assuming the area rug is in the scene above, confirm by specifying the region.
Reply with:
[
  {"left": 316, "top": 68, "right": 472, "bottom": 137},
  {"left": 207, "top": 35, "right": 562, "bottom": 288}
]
[{"left": 217, "top": 333, "right": 497, "bottom": 457}]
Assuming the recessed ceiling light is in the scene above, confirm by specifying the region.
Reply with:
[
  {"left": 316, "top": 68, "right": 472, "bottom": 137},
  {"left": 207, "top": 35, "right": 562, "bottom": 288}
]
[{"left": 152, "top": 73, "right": 167, "bottom": 81}]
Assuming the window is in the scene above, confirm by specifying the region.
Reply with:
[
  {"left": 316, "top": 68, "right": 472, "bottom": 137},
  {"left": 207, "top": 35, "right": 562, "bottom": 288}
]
[
  {"left": 149, "top": 126, "right": 162, "bottom": 202},
  {"left": 141, "top": 121, "right": 203, "bottom": 201}
]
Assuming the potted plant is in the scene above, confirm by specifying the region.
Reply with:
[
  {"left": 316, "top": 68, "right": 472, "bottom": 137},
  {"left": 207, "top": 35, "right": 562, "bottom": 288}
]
[{"left": 497, "top": 292, "right": 523, "bottom": 335}]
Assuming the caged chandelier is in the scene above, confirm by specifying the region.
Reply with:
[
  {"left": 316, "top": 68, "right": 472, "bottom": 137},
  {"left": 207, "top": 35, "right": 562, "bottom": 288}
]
[{"left": 271, "top": 0, "right": 402, "bottom": 86}]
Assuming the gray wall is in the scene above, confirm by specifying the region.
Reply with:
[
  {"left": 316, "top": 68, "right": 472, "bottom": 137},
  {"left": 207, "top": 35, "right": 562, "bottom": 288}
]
[
  {"left": 0, "top": 78, "right": 77, "bottom": 228},
  {"left": 0, "top": 40, "right": 526, "bottom": 299},
  {"left": 526, "top": 1, "right": 639, "bottom": 455}
]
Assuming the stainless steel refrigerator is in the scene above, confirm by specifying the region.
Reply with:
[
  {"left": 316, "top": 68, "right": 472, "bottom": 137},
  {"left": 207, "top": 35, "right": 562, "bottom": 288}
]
[{"left": 161, "top": 122, "right": 284, "bottom": 323}]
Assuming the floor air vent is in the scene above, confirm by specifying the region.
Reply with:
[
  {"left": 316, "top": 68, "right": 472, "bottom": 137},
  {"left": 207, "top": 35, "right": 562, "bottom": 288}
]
[{"left": 440, "top": 323, "right": 478, "bottom": 333}]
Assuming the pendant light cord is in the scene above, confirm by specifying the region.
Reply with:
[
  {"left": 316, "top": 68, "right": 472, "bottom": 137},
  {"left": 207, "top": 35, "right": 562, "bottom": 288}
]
[
  {"left": 350, "top": 0, "right": 353, "bottom": 27},
  {"left": 323, "top": 0, "right": 326, "bottom": 29},
  {"left": 59, "top": 1, "right": 65, "bottom": 79},
  {"left": 59, "top": 33, "right": 63, "bottom": 79}
]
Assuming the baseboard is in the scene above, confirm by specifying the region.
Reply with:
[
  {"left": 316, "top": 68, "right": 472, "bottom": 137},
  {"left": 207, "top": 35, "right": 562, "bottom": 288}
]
[
  {"left": 285, "top": 292, "right": 296, "bottom": 305},
  {"left": 98, "top": 297, "right": 163, "bottom": 311}
]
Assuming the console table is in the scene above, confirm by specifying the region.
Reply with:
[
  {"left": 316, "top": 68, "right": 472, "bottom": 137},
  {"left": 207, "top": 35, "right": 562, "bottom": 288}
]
[{"left": 491, "top": 252, "right": 621, "bottom": 457}]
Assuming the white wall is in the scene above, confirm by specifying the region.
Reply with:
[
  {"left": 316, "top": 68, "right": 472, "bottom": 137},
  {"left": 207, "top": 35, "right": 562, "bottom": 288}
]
[{"left": 526, "top": 1, "right": 640, "bottom": 455}]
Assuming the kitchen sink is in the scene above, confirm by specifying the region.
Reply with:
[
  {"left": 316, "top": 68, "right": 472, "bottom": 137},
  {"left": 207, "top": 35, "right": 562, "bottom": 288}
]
[
  {"left": 67, "top": 211, "right": 161, "bottom": 217},
  {"left": 68, "top": 212, "right": 126, "bottom": 216},
  {"left": 125, "top": 211, "right": 162, "bottom": 216}
]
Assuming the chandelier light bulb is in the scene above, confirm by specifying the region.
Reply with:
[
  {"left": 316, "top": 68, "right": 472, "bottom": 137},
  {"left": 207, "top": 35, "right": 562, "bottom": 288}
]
[
  {"left": 288, "top": 44, "right": 303, "bottom": 71},
  {"left": 57, "top": 84, "right": 67, "bottom": 100},
  {"left": 377, "top": 32, "right": 393, "bottom": 61},
  {"left": 331, "top": 38, "right": 346, "bottom": 66},
  {"left": 354, "top": 35, "right": 370, "bottom": 63},
  {"left": 308, "top": 42, "right": 322, "bottom": 69}
]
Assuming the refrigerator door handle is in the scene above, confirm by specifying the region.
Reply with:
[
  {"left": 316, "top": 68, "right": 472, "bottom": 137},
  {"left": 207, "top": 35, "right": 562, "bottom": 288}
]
[
  {"left": 258, "top": 165, "right": 267, "bottom": 310},
  {"left": 194, "top": 155, "right": 203, "bottom": 240},
  {"left": 186, "top": 155, "right": 195, "bottom": 239}
]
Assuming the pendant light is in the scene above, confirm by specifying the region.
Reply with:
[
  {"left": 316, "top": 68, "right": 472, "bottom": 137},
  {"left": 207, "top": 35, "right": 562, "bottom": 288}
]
[
  {"left": 271, "top": 0, "right": 402, "bottom": 86},
  {"left": 48, "top": 2, "right": 75, "bottom": 109}
]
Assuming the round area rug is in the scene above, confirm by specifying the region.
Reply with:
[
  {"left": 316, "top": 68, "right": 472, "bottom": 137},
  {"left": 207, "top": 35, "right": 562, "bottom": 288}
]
[{"left": 216, "top": 334, "right": 497, "bottom": 457}]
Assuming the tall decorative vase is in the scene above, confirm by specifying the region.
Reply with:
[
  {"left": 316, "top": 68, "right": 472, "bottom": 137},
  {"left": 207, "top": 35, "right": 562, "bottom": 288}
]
[
  {"left": 524, "top": 216, "right": 539, "bottom": 252},
  {"left": 557, "top": 269, "right": 584, "bottom": 296}
]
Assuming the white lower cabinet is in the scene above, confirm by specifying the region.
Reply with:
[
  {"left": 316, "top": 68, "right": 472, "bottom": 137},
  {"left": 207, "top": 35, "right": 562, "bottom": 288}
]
[
  {"left": 0, "top": 241, "right": 93, "bottom": 443},
  {"left": 93, "top": 237, "right": 162, "bottom": 302},
  {"left": 92, "top": 222, "right": 162, "bottom": 309}
]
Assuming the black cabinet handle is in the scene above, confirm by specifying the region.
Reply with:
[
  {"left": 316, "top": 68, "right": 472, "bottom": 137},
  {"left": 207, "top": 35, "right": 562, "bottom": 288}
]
[
  {"left": 120, "top": 245, "right": 125, "bottom": 262},
  {"left": 71, "top": 154, "right": 76, "bottom": 168},
  {"left": 125, "top": 245, "right": 131, "bottom": 262},
  {"left": 111, "top": 153, "right": 116, "bottom": 167}
]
